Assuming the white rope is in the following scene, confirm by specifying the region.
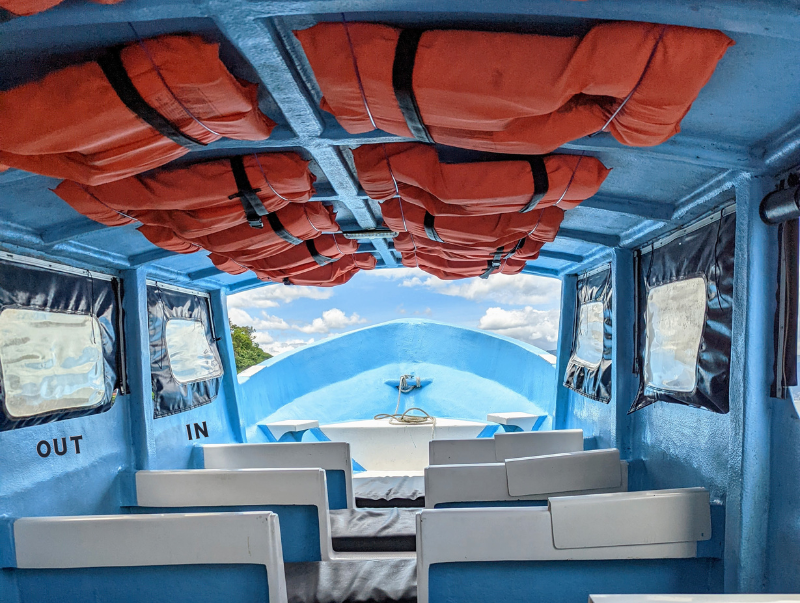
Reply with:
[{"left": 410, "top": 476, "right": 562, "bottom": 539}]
[{"left": 374, "top": 374, "right": 436, "bottom": 426}]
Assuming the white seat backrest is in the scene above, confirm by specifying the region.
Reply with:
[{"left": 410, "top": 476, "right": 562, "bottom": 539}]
[
  {"left": 505, "top": 449, "right": 622, "bottom": 497},
  {"left": 590, "top": 597, "right": 800, "bottom": 603},
  {"left": 425, "top": 456, "right": 627, "bottom": 508},
  {"left": 416, "top": 493, "right": 706, "bottom": 603},
  {"left": 549, "top": 487, "right": 711, "bottom": 549},
  {"left": 14, "top": 512, "right": 287, "bottom": 603},
  {"left": 425, "top": 463, "right": 511, "bottom": 508},
  {"left": 200, "top": 442, "right": 355, "bottom": 508},
  {"left": 428, "top": 438, "right": 496, "bottom": 465},
  {"left": 201, "top": 442, "right": 351, "bottom": 472},
  {"left": 494, "top": 429, "right": 584, "bottom": 461},
  {"left": 135, "top": 468, "right": 333, "bottom": 560}
]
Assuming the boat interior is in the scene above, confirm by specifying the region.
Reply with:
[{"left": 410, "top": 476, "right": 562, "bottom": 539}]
[{"left": 1, "top": 1, "right": 800, "bottom": 602}]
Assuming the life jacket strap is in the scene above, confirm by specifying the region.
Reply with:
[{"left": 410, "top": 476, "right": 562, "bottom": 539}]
[
  {"left": 392, "top": 29, "right": 434, "bottom": 144},
  {"left": 228, "top": 156, "right": 267, "bottom": 228},
  {"left": 423, "top": 211, "right": 444, "bottom": 243},
  {"left": 306, "top": 239, "right": 335, "bottom": 266},
  {"left": 519, "top": 156, "right": 550, "bottom": 213},
  {"left": 267, "top": 212, "right": 302, "bottom": 245},
  {"left": 97, "top": 48, "right": 206, "bottom": 150}
]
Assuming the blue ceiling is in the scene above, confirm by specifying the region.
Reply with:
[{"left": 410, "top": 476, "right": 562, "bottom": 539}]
[{"left": 1, "top": 0, "right": 799, "bottom": 292}]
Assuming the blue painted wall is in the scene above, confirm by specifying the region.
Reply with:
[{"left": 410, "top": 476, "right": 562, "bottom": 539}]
[
  {"left": 238, "top": 319, "right": 557, "bottom": 440},
  {"left": 766, "top": 396, "right": 800, "bottom": 592}
]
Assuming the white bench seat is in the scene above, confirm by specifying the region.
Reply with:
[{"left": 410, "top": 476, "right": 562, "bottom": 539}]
[
  {"left": 417, "top": 487, "right": 716, "bottom": 603},
  {"left": 9, "top": 512, "right": 287, "bottom": 603}
]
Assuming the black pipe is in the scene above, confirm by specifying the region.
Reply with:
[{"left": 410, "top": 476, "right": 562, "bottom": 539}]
[{"left": 760, "top": 185, "right": 800, "bottom": 224}]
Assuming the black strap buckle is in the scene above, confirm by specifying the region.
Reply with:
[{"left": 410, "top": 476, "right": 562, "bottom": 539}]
[
  {"left": 228, "top": 156, "right": 267, "bottom": 228},
  {"left": 480, "top": 247, "right": 505, "bottom": 279},
  {"left": 423, "top": 211, "right": 444, "bottom": 243}
]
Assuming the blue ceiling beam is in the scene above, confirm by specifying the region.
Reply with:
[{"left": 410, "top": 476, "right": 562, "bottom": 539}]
[
  {"left": 41, "top": 219, "right": 117, "bottom": 245},
  {"left": 214, "top": 14, "right": 397, "bottom": 267},
  {"left": 226, "top": 277, "right": 265, "bottom": 294},
  {"left": 520, "top": 265, "right": 561, "bottom": 278},
  {"left": 9, "top": 0, "right": 799, "bottom": 42},
  {"left": 561, "top": 133, "right": 758, "bottom": 172},
  {"left": 188, "top": 266, "right": 225, "bottom": 281},
  {"left": 557, "top": 228, "right": 621, "bottom": 248},
  {"left": 128, "top": 248, "right": 177, "bottom": 267},
  {"left": 581, "top": 194, "right": 673, "bottom": 222},
  {"left": 537, "top": 249, "right": 584, "bottom": 263}
]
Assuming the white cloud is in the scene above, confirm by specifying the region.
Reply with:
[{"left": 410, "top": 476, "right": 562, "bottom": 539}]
[
  {"left": 363, "top": 267, "right": 424, "bottom": 280},
  {"left": 228, "top": 285, "right": 333, "bottom": 309},
  {"left": 228, "top": 307, "right": 290, "bottom": 331},
  {"left": 262, "top": 337, "right": 316, "bottom": 356},
  {"left": 478, "top": 306, "right": 561, "bottom": 351},
  {"left": 295, "top": 308, "right": 366, "bottom": 334},
  {"left": 404, "top": 273, "right": 561, "bottom": 307}
]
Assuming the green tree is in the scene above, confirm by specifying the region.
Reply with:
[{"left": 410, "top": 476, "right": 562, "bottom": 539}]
[{"left": 230, "top": 321, "right": 272, "bottom": 373}]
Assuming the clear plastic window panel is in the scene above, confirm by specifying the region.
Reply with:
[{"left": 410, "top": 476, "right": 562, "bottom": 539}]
[
  {"left": 573, "top": 301, "right": 604, "bottom": 367},
  {"left": 644, "top": 277, "right": 707, "bottom": 392},
  {"left": 165, "top": 318, "right": 222, "bottom": 384},
  {"left": 0, "top": 309, "right": 106, "bottom": 419}
]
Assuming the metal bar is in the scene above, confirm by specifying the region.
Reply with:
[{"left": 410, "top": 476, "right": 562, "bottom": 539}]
[{"left": 146, "top": 279, "right": 211, "bottom": 299}]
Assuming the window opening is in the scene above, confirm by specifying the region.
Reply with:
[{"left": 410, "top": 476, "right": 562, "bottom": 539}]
[
  {"left": 0, "top": 309, "right": 105, "bottom": 419},
  {"left": 165, "top": 318, "right": 223, "bottom": 384},
  {"left": 573, "top": 301, "right": 603, "bottom": 367},
  {"left": 644, "top": 277, "right": 706, "bottom": 393}
]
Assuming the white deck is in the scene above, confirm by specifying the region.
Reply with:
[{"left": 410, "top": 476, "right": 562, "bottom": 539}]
[{"left": 321, "top": 418, "right": 487, "bottom": 471}]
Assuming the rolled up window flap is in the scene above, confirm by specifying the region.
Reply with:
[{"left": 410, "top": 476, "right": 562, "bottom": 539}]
[
  {"left": 771, "top": 218, "right": 799, "bottom": 399},
  {"left": 563, "top": 265, "right": 612, "bottom": 402}
]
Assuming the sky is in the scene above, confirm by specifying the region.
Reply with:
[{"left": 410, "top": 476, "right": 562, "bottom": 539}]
[{"left": 227, "top": 268, "right": 563, "bottom": 357}]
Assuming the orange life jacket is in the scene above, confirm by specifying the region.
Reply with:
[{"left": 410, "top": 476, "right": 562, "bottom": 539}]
[
  {"left": 275, "top": 253, "right": 377, "bottom": 286},
  {"left": 188, "top": 202, "right": 339, "bottom": 261},
  {"left": 136, "top": 225, "right": 202, "bottom": 254},
  {"left": 352, "top": 143, "right": 608, "bottom": 215},
  {"left": 55, "top": 153, "right": 315, "bottom": 234},
  {"left": 295, "top": 21, "right": 732, "bottom": 153},
  {"left": 212, "top": 234, "right": 358, "bottom": 276},
  {"left": 0, "top": 35, "right": 274, "bottom": 185},
  {"left": 394, "top": 232, "right": 543, "bottom": 262},
  {"left": 401, "top": 250, "right": 527, "bottom": 280},
  {"left": 247, "top": 235, "right": 357, "bottom": 274},
  {"left": 0, "top": 0, "right": 121, "bottom": 17},
  {"left": 208, "top": 254, "right": 248, "bottom": 275},
  {"left": 382, "top": 198, "right": 563, "bottom": 247},
  {"left": 137, "top": 202, "right": 337, "bottom": 258}
]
